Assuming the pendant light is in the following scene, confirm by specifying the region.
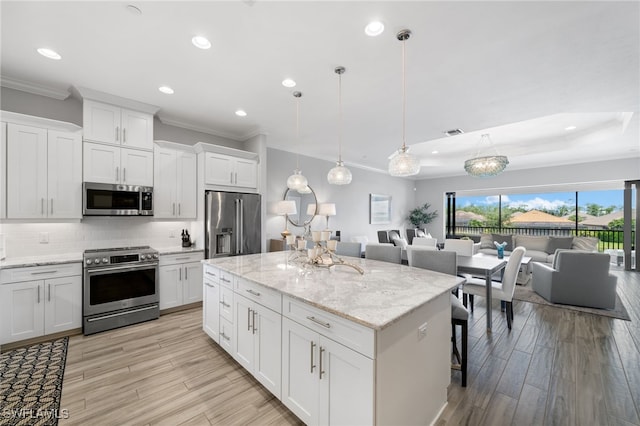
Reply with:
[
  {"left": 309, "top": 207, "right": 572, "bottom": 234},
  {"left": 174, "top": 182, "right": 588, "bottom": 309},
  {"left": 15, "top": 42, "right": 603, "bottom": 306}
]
[
  {"left": 388, "top": 29, "right": 420, "bottom": 177},
  {"left": 286, "top": 91, "right": 309, "bottom": 191},
  {"left": 327, "top": 66, "right": 353, "bottom": 185},
  {"left": 464, "top": 133, "right": 509, "bottom": 177}
]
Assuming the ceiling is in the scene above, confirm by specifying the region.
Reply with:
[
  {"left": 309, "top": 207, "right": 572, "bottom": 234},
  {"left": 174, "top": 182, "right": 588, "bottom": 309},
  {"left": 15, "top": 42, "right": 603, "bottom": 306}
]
[{"left": 1, "top": 1, "right": 639, "bottom": 179}]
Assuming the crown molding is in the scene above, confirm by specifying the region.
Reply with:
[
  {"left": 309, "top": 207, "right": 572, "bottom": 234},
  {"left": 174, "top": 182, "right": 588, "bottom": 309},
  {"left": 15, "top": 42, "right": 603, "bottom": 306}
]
[
  {"left": 73, "top": 86, "right": 160, "bottom": 115},
  {"left": 0, "top": 76, "right": 70, "bottom": 100},
  {"left": 157, "top": 114, "right": 243, "bottom": 141}
]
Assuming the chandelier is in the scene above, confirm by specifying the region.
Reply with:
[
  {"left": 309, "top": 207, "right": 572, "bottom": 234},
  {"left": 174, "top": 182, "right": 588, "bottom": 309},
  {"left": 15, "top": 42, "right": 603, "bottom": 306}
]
[
  {"left": 286, "top": 91, "right": 309, "bottom": 191},
  {"left": 388, "top": 29, "right": 420, "bottom": 177},
  {"left": 464, "top": 133, "right": 509, "bottom": 177},
  {"left": 327, "top": 66, "right": 353, "bottom": 185}
]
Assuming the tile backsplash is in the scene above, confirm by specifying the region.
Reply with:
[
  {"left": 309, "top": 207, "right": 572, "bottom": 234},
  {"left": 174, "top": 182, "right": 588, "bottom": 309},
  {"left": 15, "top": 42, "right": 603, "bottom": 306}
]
[{"left": 0, "top": 218, "right": 197, "bottom": 258}]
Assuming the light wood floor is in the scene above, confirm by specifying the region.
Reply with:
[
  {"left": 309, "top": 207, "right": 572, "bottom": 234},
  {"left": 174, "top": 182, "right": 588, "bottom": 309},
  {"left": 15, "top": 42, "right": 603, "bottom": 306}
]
[{"left": 60, "top": 268, "right": 640, "bottom": 426}]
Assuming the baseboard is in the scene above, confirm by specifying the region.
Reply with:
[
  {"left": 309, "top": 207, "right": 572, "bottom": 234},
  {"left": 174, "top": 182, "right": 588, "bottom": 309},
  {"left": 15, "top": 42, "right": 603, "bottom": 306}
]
[
  {"left": 0, "top": 328, "right": 82, "bottom": 353},
  {"left": 160, "top": 301, "right": 202, "bottom": 315}
]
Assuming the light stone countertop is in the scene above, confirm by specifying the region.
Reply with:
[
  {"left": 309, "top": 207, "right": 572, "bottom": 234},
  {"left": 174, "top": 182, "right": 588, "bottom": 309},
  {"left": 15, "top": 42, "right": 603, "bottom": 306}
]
[
  {"left": 0, "top": 252, "right": 83, "bottom": 269},
  {"left": 156, "top": 246, "right": 205, "bottom": 256},
  {"left": 203, "top": 252, "right": 462, "bottom": 331}
]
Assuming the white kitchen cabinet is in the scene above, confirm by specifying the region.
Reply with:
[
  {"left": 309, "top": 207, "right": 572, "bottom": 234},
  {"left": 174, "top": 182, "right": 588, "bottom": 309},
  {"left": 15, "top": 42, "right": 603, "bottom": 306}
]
[
  {"left": 159, "top": 252, "right": 203, "bottom": 310},
  {"left": 281, "top": 317, "right": 374, "bottom": 426},
  {"left": 83, "top": 99, "right": 153, "bottom": 150},
  {"left": 203, "top": 270, "right": 220, "bottom": 342},
  {"left": 1, "top": 122, "right": 6, "bottom": 219},
  {"left": 83, "top": 141, "right": 153, "bottom": 186},
  {"left": 0, "top": 264, "right": 82, "bottom": 345},
  {"left": 204, "top": 152, "right": 257, "bottom": 189},
  {"left": 154, "top": 142, "right": 197, "bottom": 219},
  {"left": 234, "top": 292, "right": 282, "bottom": 398},
  {"left": 6, "top": 123, "right": 82, "bottom": 219}
]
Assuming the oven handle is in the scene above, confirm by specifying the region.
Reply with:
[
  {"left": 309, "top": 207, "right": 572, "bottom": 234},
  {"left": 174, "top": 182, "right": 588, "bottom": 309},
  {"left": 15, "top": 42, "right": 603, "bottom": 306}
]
[
  {"left": 86, "top": 263, "right": 158, "bottom": 275},
  {"left": 86, "top": 304, "right": 159, "bottom": 322}
]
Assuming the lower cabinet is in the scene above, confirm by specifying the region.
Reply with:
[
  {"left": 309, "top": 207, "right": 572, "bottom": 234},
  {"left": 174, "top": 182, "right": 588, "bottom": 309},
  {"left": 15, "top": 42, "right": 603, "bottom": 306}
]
[
  {"left": 234, "top": 293, "right": 282, "bottom": 398},
  {"left": 281, "top": 317, "right": 374, "bottom": 426},
  {"left": 159, "top": 252, "right": 203, "bottom": 310},
  {"left": 203, "top": 276, "right": 220, "bottom": 342},
  {"left": 0, "top": 264, "right": 82, "bottom": 344}
]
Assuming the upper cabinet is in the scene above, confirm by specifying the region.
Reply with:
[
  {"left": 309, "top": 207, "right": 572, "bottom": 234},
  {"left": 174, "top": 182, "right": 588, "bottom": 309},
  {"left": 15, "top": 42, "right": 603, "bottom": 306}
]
[
  {"left": 83, "top": 100, "right": 153, "bottom": 150},
  {"left": 154, "top": 141, "right": 197, "bottom": 219},
  {"left": 83, "top": 142, "right": 153, "bottom": 187},
  {"left": 1, "top": 112, "right": 82, "bottom": 219},
  {"left": 1, "top": 122, "right": 6, "bottom": 219},
  {"left": 195, "top": 143, "right": 260, "bottom": 191}
]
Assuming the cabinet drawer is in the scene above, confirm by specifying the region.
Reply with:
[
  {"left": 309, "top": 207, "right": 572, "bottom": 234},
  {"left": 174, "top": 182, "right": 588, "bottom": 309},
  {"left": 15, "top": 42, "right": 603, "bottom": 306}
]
[
  {"left": 220, "top": 285, "right": 234, "bottom": 322},
  {"left": 283, "top": 296, "right": 375, "bottom": 359},
  {"left": 219, "top": 270, "right": 234, "bottom": 289},
  {"left": 159, "top": 252, "right": 203, "bottom": 267},
  {"left": 236, "top": 277, "right": 281, "bottom": 314},
  {"left": 1, "top": 263, "right": 82, "bottom": 284},
  {"left": 203, "top": 265, "right": 219, "bottom": 282}
]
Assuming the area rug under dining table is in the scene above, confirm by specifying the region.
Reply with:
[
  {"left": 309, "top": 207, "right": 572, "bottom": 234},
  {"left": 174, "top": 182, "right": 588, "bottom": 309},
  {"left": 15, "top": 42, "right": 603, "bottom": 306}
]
[
  {"left": 0, "top": 337, "right": 69, "bottom": 426},
  {"left": 513, "top": 283, "right": 630, "bottom": 321}
]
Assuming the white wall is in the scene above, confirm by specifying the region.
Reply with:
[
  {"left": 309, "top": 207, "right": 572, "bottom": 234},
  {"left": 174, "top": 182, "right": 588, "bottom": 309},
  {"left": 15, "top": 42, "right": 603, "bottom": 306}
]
[
  {"left": 415, "top": 157, "right": 640, "bottom": 241},
  {"left": 266, "top": 148, "right": 416, "bottom": 245}
]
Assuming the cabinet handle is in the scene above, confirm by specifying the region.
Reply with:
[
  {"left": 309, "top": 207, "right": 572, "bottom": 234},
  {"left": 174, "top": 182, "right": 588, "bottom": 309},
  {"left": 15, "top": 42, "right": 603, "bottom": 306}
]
[
  {"left": 37, "top": 286, "right": 40, "bottom": 304},
  {"left": 205, "top": 282, "right": 214, "bottom": 288},
  {"left": 178, "top": 203, "right": 181, "bottom": 216},
  {"left": 31, "top": 270, "right": 58, "bottom": 275},
  {"left": 115, "top": 126, "right": 119, "bottom": 141},
  {"left": 310, "top": 341, "right": 316, "bottom": 373},
  {"left": 50, "top": 198, "right": 53, "bottom": 215},
  {"left": 230, "top": 172, "right": 233, "bottom": 184},
  {"left": 235, "top": 172, "right": 238, "bottom": 184},
  {"left": 319, "top": 347, "right": 326, "bottom": 379},
  {"left": 247, "top": 308, "right": 252, "bottom": 331},
  {"left": 173, "top": 203, "right": 176, "bottom": 216},
  {"left": 220, "top": 277, "right": 231, "bottom": 283},
  {"left": 306, "top": 316, "right": 331, "bottom": 329},
  {"left": 179, "top": 268, "right": 182, "bottom": 281},
  {"left": 220, "top": 300, "right": 230, "bottom": 308},
  {"left": 116, "top": 167, "right": 119, "bottom": 182},
  {"left": 175, "top": 257, "right": 190, "bottom": 261},
  {"left": 41, "top": 198, "right": 44, "bottom": 215},
  {"left": 185, "top": 266, "right": 188, "bottom": 280},
  {"left": 123, "top": 128, "right": 126, "bottom": 143},
  {"left": 48, "top": 283, "right": 51, "bottom": 302},
  {"left": 123, "top": 168, "right": 126, "bottom": 183},
  {"left": 205, "top": 271, "right": 217, "bottom": 278},
  {"left": 252, "top": 310, "right": 258, "bottom": 334},
  {"left": 246, "top": 289, "right": 261, "bottom": 297},
  {"left": 221, "top": 332, "right": 230, "bottom": 341}
]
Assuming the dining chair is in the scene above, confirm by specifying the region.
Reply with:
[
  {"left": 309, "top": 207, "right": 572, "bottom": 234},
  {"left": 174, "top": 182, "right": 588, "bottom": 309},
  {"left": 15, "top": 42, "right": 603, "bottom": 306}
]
[
  {"left": 444, "top": 238, "right": 475, "bottom": 256},
  {"left": 462, "top": 246, "right": 526, "bottom": 330},
  {"left": 411, "top": 249, "right": 469, "bottom": 387},
  {"left": 365, "top": 243, "right": 402, "bottom": 264},
  {"left": 350, "top": 236, "right": 369, "bottom": 257},
  {"left": 412, "top": 237, "right": 438, "bottom": 248},
  {"left": 335, "top": 241, "right": 363, "bottom": 258}
]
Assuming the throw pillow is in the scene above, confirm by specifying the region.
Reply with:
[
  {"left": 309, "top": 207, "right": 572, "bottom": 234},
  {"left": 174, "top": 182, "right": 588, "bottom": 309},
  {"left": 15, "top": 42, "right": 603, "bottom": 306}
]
[
  {"left": 391, "top": 236, "right": 408, "bottom": 249},
  {"left": 388, "top": 231, "right": 400, "bottom": 241},
  {"left": 514, "top": 235, "right": 549, "bottom": 252},
  {"left": 492, "top": 234, "right": 513, "bottom": 252},
  {"left": 479, "top": 233, "right": 494, "bottom": 249},
  {"left": 547, "top": 236, "right": 574, "bottom": 254},
  {"left": 572, "top": 236, "right": 599, "bottom": 251},
  {"left": 416, "top": 230, "right": 426, "bottom": 237}
]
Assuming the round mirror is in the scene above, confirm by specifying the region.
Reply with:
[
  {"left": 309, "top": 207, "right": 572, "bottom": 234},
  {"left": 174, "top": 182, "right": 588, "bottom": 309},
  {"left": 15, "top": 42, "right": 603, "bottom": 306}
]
[{"left": 283, "top": 186, "right": 318, "bottom": 227}]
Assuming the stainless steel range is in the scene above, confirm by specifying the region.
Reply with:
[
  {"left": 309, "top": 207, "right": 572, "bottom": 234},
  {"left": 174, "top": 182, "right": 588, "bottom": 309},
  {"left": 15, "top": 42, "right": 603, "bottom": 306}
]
[{"left": 83, "top": 246, "right": 159, "bottom": 335}]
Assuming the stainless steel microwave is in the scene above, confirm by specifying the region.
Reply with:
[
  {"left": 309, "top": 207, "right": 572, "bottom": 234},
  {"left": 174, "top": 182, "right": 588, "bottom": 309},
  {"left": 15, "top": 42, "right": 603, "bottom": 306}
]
[{"left": 83, "top": 182, "right": 153, "bottom": 216}]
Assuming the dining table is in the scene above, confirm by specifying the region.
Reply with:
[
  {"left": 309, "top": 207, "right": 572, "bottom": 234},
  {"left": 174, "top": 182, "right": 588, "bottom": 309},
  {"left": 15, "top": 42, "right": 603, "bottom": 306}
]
[{"left": 456, "top": 255, "right": 508, "bottom": 332}]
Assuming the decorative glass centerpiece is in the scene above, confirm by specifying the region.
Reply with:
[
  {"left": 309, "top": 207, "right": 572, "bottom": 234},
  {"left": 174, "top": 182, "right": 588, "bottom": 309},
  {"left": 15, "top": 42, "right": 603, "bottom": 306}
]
[{"left": 286, "top": 232, "right": 363, "bottom": 275}]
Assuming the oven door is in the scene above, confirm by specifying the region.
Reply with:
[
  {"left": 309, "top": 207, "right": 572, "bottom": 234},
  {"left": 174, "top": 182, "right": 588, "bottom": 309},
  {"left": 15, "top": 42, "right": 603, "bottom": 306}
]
[{"left": 83, "top": 263, "right": 159, "bottom": 316}]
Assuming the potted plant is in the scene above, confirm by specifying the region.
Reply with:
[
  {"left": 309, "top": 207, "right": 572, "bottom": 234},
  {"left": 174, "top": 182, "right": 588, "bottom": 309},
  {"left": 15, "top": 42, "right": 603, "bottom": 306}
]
[{"left": 408, "top": 203, "right": 438, "bottom": 230}]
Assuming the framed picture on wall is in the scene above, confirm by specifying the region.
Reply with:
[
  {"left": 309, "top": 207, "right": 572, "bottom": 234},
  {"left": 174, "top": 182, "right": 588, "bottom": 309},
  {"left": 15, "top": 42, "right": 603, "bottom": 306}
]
[{"left": 370, "top": 194, "right": 391, "bottom": 224}]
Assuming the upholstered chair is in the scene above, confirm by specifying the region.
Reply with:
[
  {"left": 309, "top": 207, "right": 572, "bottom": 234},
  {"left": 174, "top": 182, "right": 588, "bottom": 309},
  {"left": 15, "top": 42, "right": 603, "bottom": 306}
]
[
  {"left": 365, "top": 243, "right": 402, "bottom": 264},
  {"left": 444, "top": 238, "right": 475, "bottom": 256},
  {"left": 334, "top": 241, "right": 363, "bottom": 258},
  {"left": 463, "top": 246, "right": 526, "bottom": 330}
]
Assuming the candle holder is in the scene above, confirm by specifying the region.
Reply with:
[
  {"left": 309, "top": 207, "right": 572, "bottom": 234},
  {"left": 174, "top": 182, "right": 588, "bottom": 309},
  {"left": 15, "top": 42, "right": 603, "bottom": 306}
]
[{"left": 290, "top": 233, "right": 363, "bottom": 275}]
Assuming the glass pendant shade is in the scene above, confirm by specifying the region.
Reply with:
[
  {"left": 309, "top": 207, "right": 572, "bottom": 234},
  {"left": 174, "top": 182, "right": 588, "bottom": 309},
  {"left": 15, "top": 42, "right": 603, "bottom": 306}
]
[
  {"left": 287, "top": 169, "right": 308, "bottom": 190},
  {"left": 388, "top": 146, "right": 420, "bottom": 177},
  {"left": 464, "top": 155, "right": 509, "bottom": 177},
  {"left": 327, "top": 160, "right": 352, "bottom": 185}
]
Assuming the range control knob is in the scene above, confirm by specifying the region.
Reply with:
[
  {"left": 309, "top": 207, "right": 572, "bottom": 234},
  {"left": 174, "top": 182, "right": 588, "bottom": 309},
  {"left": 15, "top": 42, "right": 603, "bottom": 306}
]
[
  {"left": 140, "top": 254, "right": 146, "bottom": 260},
  {"left": 94, "top": 258, "right": 101, "bottom": 264},
  {"left": 153, "top": 253, "right": 159, "bottom": 259},
  {"left": 86, "top": 259, "right": 93, "bottom": 265},
  {"left": 102, "top": 257, "right": 108, "bottom": 264}
]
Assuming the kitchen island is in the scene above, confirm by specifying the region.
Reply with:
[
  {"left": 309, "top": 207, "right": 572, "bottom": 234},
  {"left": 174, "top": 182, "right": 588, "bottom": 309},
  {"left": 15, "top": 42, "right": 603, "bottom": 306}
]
[{"left": 202, "top": 251, "right": 462, "bottom": 425}]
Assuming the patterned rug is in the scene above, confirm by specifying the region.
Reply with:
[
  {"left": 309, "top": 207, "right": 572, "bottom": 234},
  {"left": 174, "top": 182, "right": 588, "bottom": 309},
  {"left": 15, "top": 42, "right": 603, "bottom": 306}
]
[
  {"left": 513, "top": 284, "right": 630, "bottom": 321},
  {"left": 0, "top": 337, "right": 69, "bottom": 426}
]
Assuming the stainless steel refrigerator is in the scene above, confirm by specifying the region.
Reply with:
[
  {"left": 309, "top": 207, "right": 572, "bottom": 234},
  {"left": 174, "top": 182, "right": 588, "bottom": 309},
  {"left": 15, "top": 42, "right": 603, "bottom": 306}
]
[{"left": 205, "top": 191, "right": 262, "bottom": 258}]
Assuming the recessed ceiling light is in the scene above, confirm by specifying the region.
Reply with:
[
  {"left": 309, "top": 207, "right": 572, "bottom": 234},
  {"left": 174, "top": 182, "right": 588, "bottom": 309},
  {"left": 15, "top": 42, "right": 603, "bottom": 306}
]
[
  {"left": 158, "top": 86, "right": 174, "bottom": 94},
  {"left": 37, "top": 48, "right": 61, "bottom": 60},
  {"left": 282, "top": 79, "right": 296, "bottom": 88},
  {"left": 565, "top": 125, "right": 577, "bottom": 131},
  {"left": 235, "top": 110, "right": 247, "bottom": 117},
  {"left": 365, "top": 21, "right": 385, "bottom": 37},
  {"left": 192, "top": 36, "right": 211, "bottom": 50},
  {"left": 432, "top": 150, "right": 439, "bottom": 154},
  {"left": 126, "top": 4, "right": 142, "bottom": 15}
]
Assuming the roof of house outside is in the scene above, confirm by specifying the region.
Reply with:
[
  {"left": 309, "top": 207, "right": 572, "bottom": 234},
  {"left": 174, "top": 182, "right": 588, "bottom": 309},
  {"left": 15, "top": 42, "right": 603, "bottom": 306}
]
[
  {"left": 506, "top": 209, "right": 575, "bottom": 227},
  {"left": 580, "top": 209, "right": 635, "bottom": 228},
  {"left": 456, "top": 211, "right": 486, "bottom": 224}
]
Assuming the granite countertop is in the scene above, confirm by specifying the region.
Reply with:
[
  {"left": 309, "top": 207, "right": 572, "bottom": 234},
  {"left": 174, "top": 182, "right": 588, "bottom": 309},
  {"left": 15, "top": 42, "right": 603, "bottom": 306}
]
[
  {"left": 156, "top": 246, "right": 205, "bottom": 255},
  {"left": 0, "top": 252, "right": 83, "bottom": 269},
  {"left": 203, "top": 252, "right": 462, "bottom": 331}
]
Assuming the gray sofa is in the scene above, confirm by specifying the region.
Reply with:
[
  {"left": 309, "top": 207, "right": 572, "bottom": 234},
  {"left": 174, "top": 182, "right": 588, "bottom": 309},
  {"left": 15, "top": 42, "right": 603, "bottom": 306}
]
[
  {"left": 531, "top": 250, "right": 617, "bottom": 309},
  {"left": 475, "top": 233, "right": 599, "bottom": 265}
]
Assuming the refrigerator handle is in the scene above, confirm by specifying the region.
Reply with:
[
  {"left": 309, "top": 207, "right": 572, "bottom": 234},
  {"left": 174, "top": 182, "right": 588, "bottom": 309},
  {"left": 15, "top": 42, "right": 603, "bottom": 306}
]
[
  {"left": 235, "top": 199, "right": 241, "bottom": 255},
  {"left": 239, "top": 198, "right": 244, "bottom": 254}
]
